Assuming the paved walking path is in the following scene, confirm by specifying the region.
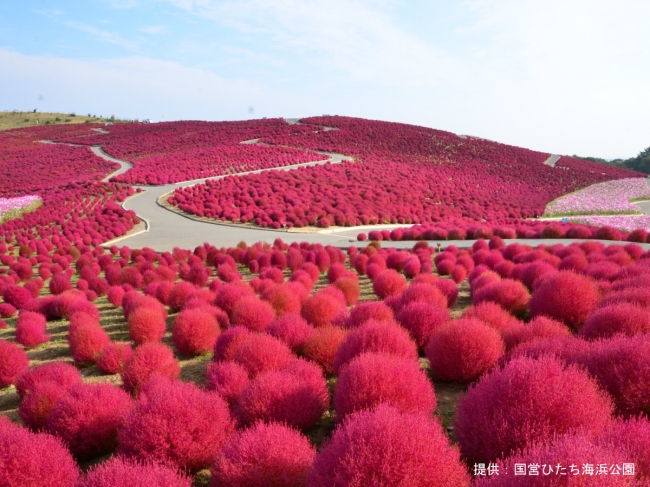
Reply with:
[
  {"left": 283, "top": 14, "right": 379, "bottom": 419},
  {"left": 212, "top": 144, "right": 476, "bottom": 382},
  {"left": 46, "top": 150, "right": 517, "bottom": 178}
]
[{"left": 544, "top": 154, "right": 561, "bottom": 167}]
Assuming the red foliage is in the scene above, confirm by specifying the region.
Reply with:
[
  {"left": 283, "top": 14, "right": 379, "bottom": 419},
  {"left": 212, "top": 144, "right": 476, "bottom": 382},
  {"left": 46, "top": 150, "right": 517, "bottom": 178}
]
[
  {"left": 214, "top": 283, "right": 256, "bottom": 317},
  {"left": 427, "top": 318, "right": 505, "bottom": 382},
  {"left": 472, "top": 278, "right": 530, "bottom": 317},
  {"left": 0, "top": 420, "right": 80, "bottom": 487},
  {"left": 78, "top": 457, "right": 192, "bottom": 487},
  {"left": 166, "top": 281, "right": 196, "bottom": 312},
  {"left": 213, "top": 326, "right": 253, "bottom": 361},
  {"left": 345, "top": 301, "right": 394, "bottom": 329},
  {"left": 2, "top": 285, "right": 33, "bottom": 309},
  {"left": 118, "top": 376, "right": 235, "bottom": 472},
  {"left": 19, "top": 381, "right": 69, "bottom": 430},
  {"left": 333, "top": 320, "right": 418, "bottom": 375},
  {"left": 49, "top": 272, "right": 72, "bottom": 295},
  {"left": 211, "top": 421, "right": 316, "bottom": 487},
  {"left": 462, "top": 302, "right": 519, "bottom": 332},
  {"left": 301, "top": 288, "right": 347, "bottom": 328},
  {"left": 529, "top": 271, "right": 601, "bottom": 330},
  {"left": 107, "top": 286, "right": 125, "bottom": 307},
  {"left": 261, "top": 283, "right": 302, "bottom": 316},
  {"left": 505, "top": 336, "right": 591, "bottom": 366},
  {"left": 69, "top": 324, "right": 110, "bottom": 364},
  {"left": 204, "top": 361, "right": 250, "bottom": 405},
  {"left": 581, "top": 303, "right": 650, "bottom": 339},
  {"left": 307, "top": 404, "right": 470, "bottom": 487},
  {"left": 395, "top": 301, "right": 450, "bottom": 348},
  {"left": 14, "top": 361, "right": 81, "bottom": 398},
  {"left": 120, "top": 342, "right": 181, "bottom": 393},
  {"left": 47, "top": 383, "right": 132, "bottom": 460},
  {"left": 232, "top": 333, "right": 296, "bottom": 377},
  {"left": 127, "top": 304, "right": 167, "bottom": 345},
  {"left": 372, "top": 269, "right": 408, "bottom": 299},
  {"left": 15, "top": 310, "right": 50, "bottom": 348},
  {"left": 501, "top": 315, "right": 572, "bottom": 350},
  {"left": 0, "top": 302, "right": 16, "bottom": 318},
  {"left": 303, "top": 326, "right": 347, "bottom": 374},
  {"left": 333, "top": 276, "right": 360, "bottom": 306},
  {"left": 96, "top": 342, "right": 133, "bottom": 374},
  {"left": 266, "top": 313, "right": 314, "bottom": 352},
  {"left": 334, "top": 352, "right": 436, "bottom": 419},
  {"left": 597, "top": 416, "right": 650, "bottom": 480},
  {"left": 0, "top": 339, "right": 29, "bottom": 388},
  {"left": 454, "top": 356, "right": 614, "bottom": 464},
  {"left": 230, "top": 296, "right": 276, "bottom": 332},
  {"left": 172, "top": 308, "right": 220, "bottom": 356}
]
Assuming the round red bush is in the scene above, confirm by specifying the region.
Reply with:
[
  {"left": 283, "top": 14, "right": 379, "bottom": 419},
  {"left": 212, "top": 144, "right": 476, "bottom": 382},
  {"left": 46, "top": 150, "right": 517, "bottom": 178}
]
[
  {"left": 233, "top": 333, "right": 296, "bottom": 377},
  {"left": 166, "top": 281, "right": 196, "bottom": 312},
  {"left": 398, "top": 282, "right": 447, "bottom": 311},
  {"left": 0, "top": 339, "right": 29, "bottom": 388},
  {"left": 215, "top": 283, "right": 256, "bottom": 317},
  {"left": 529, "top": 271, "right": 601, "bottom": 330},
  {"left": 307, "top": 403, "right": 470, "bottom": 487},
  {"left": 15, "top": 310, "right": 50, "bottom": 348},
  {"left": 78, "top": 457, "right": 192, "bottom": 487},
  {"left": 301, "top": 289, "right": 347, "bottom": 328},
  {"left": 69, "top": 324, "right": 110, "bottom": 364},
  {"left": 47, "top": 383, "right": 132, "bottom": 460},
  {"left": 234, "top": 365, "right": 329, "bottom": 429},
  {"left": 118, "top": 376, "right": 235, "bottom": 472},
  {"left": 372, "top": 269, "right": 407, "bottom": 299},
  {"left": 2, "top": 285, "right": 33, "bottom": 309},
  {"left": 96, "top": 342, "right": 133, "bottom": 374},
  {"left": 261, "top": 284, "right": 302, "bottom": 316},
  {"left": 266, "top": 313, "right": 314, "bottom": 352},
  {"left": 107, "top": 286, "right": 125, "bottom": 307},
  {"left": 127, "top": 305, "right": 167, "bottom": 345},
  {"left": 213, "top": 326, "right": 253, "bottom": 361},
  {"left": 230, "top": 296, "right": 276, "bottom": 332},
  {"left": 49, "top": 272, "right": 72, "bottom": 295},
  {"left": 505, "top": 335, "right": 590, "bottom": 366},
  {"left": 598, "top": 416, "right": 650, "bottom": 480},
  {"left": 472, "top": 278, "right": 530, "bottom": 317},
  {"left": 426, "top": 318, "right": 505, "bottom": 382},
  {"left": 211, "top": 421, "right": 316, "bottom": 487},
  {"left": 580, "top": 303, "right": 650, "bottom": 340},
  {"left": 454, "top": 356, "right": 614, "bottom": 464},
  {"left": 501, "top": 315, "right": 572, "bottom": 350},
  {"left": 334, "top": 352, "right": 436, "bottom": 420},
  {"left": 0, "top": 302, "right": 16, "bottom": 318},
  {"left": 303, "top": 326, "right": 347, "bottom": 374},
  {"left": 120, "top": 342, "right": 181, "bottom": 393},
  {"left": 585, "top": 333, "right": 650, "bottom": 417},
  {"left": 14, "top": 361, "right": 81, "bottom": 398},
  {"left": 395, "top": 301, "right": 450, "bottom": 348},
  {"left": 172, "top": 308, "right": 220, "bottom": 356},
  {"left": 0, "top": 421, "right": 80, "bottom": 487},
  {"left": 462, "top": 302, "right": 518, "bottom": 332},
  {"left": 205, "top": 361, "right": 250, "bottom": 405},
  {"left": 332, "top": 320, "right": 418, "bottom": 375},
  {"left": 19, "top": 381, "right": 69, "bottom": 430},
  {"left": 345, "top": 301, "right": 394, "bottom": 329}
]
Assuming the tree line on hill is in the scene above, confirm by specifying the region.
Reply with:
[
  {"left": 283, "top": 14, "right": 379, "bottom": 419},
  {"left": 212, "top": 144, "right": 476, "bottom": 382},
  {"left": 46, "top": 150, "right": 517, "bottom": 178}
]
[{"left": 573, "top": 146, "right": 650, "bottom": 175}]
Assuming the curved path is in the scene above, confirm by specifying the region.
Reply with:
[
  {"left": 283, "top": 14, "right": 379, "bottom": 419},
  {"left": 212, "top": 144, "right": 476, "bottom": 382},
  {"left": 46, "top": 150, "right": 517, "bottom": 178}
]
[
  {"left": 46, "top": 133, "right": 650, "bottom": 251},
  {"left": 544, "top": 154, "right": 561, "bottom": 167}
]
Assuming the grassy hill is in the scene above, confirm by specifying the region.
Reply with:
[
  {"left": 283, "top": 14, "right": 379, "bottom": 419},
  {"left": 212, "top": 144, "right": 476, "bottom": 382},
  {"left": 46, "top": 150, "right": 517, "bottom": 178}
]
[{"left": 0, "top": 110, "right": 126, "bottom": 131}]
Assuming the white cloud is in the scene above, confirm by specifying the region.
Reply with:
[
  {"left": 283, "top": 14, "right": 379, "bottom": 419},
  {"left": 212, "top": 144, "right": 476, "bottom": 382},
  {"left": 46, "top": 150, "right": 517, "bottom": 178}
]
[
  {"left": 64, "top": 21, "right": 139, "bottom": 50},
  {"left": 140, "top": 25, "right": 166, "bottom": 34}
]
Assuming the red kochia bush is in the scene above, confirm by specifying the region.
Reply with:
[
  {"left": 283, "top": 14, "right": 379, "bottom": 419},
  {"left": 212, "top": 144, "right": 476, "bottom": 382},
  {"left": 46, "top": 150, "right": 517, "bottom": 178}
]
[
  {"left": 96, "top": 342, "right": 133, "bottom": 374},
  {"left": 372, "top": 269, "right": 407, "bottom": 299},
  {"left": 598, "top": 416, "right": 650, "bottom": 480},
  {"left": 261, "top": 284, "right": 302, "bottom": 316},
  {"left": 107, "top": 286, "right": 125, "bottom": 307},
  {"left": 2, "top": 285, "right": 33, "bottom": 309},
  {"left": 69, "top": 324, "right": 111, "bottom": 364},
  {"left": 14, "top": 361, "right": 81, "bottom": 398},
  {"left": 211, "top": 421, "right": 316, "bottom": 487},
  {"left": 332, "top": 320, "right": 418, "bottom": 374},
  {"left": 49, "top": 272, "right": 73, "bottom": 295},
  {"left": 47, "top": 383, "right": 132, "bottom": 460},
  {"left": 0, "top": 339, "right": 29, "bottom": 388},
  {"left": 307, "top": 404, "right": 470, "bottom": 487},
  {"left": 15, "top": 310, "right": 50, "bottom": 348},
  {"left": 232, "top": 333, "right": 296, "bottom": 377},
  {"left": 172, "top": 308, "right": 220, "bottom": 356},
  {"left": 462, "top": 302, "right": 518, "bottom": 332},
  {"left": 214, "top": 283, "right": 256, "bottom": 317},
  {"left": 529, "top": 271, "right": 601, "bottom": 330},
  {"left": 303, "top": 326, "right": 347, "bottom": 374},
  {"left": 19, "top": 381, "right": 69, "bottom": 430},
  {"left": 120, "top": 342, "right": 181, "bottom": 393},
  {"left": 473, "top": 434, "right": 631, "bottom": 487},
  {"left": 472, "top": 279, "right": 530, "bottom": 317},
  {"left": 505, "top": 336, "right": 591, "bottom": 368},
  {"left": 345, "top": 301, "right": 394, "bottom": 329},
  {"left": 580, "top": 303, "right": 650, "bottom": 339},
  {"left": 426, "top": 318, "right": 505, "bottom": 383},
  {"left": 118, "top": 376, "right": 235, "bottom": 473},
  {"left": 266, "top": 313, "right": 314, "bottom": 352},
  {"left": 205, "top": 361, "right": 250, "bottom": 405},
  {"left": 398, "top": 283, "right": 447, "bottom": 311},
  {"left": 334, "top": 352, "right": 436, "bottom": 420},
  {"left": 0, "top": 302, "right": 17, "bottom": 318},
  {"left": 501, "top": 315, "right": 572, "bottom": 350},
  {"left": 396, "top": 302, "right": 450, "bottom": 348},
  {"left": 585, "top": 333, "right": 650, "bottom": 417},
  {"left": 230, "top": 296, "right": 276, "bottom": 331},
  {"left": 78, "top": 457, "right": 192, "bottom": 487},
  {"left": 213, "top": 326, "right": 253, "bottom": 361},
  {"left": 301, "top": 288, "right": 347, "bottom": 328},
  {"left": 454, "top": 356, "right": 614, "bottom": 464},
  {"left": 166, "top": 281, "right": 196, "bottom": 312},
  {"left": 0, "top": 421, "right": 80, "bottom": 487},
  {"left": 235, "top": 362, "right": 329, "bottom": 429}
]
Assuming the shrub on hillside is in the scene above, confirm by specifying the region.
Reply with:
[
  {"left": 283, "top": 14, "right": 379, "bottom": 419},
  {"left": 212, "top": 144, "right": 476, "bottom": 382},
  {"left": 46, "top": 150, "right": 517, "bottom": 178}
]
[
  {"left": 127, "top": 304, "right": 167, "bottom": 345},
  {"left": 472, "top": 279, "right": 530, "bottom": 317},
  {"left": 69, "top": 324, "right": 110, "bottom": 364},
  {"left": 266, "top": 313, "right": 314, "bottom": 352},
  {"left": 96, "top": 342, "right": 133, "bottom": 374},
  {"left": 78, "top": 457, "right": 192, "bottom": 487},
  {"left": 120, "top": 342, "right": 180, "bottom": 393},
  {"left": 232, "top": 333, "right": 296, "bottom": 377},
  {"left": 580, "top": 303, "right": 650, "bottom": 339},
  {"left": 462, "top": 302, "right": 519, "bottom": 332},
  {"left": 334, "top": 352, "right": 436, "bottom": 419},
  {"left": 0, "top": 339, "right": 29, "bottom": 388},
  {"left": 213, "top": 326, "right": 253, "bottom": 361},
  {"left": 15, "top": 310, "right": 50, "bottom": 348},
  {"left": 204, "top": 361, "right": 250, "bottom": 405},
  {"left": 14, "top": 361, "right": 81, "bottom": 398},
  {"left": 307, "top": 404, "right": 470, "bottom": 487},
  {"left": 19, "top": 381, "right": 69, "bottom": 430},
  {"left": 395, "top": 301, "right": 450, "bottom": 348},
  {"left": 454, "top": 356, "right": 614, "bottom": 464},
  {"left": 301, "top": 288, "right": 347, "bottom": 328},
  {"left": 172, "top": 308, "right": 220, "bottom": 356},
  {"left": 303, "top": 326, "right": 347, "bottom": 374},
  {"left": 372, "top": 269, "right": 407, "bottom": 299},
  {"left": 230, "top": 296, "right": 276, "bottom": 331}
]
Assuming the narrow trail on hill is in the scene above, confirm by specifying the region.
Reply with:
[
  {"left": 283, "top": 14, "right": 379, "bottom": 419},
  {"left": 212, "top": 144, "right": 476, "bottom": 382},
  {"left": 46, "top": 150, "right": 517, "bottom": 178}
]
[{"left": 43, "top": 122, "right": 650, "bottom": 251}]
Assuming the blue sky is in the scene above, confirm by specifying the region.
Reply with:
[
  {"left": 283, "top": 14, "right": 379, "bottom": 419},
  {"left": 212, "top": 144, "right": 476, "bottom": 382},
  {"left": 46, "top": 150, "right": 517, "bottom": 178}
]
[{"left": 1, "top": 0, "right": 649, "bottom": 159}]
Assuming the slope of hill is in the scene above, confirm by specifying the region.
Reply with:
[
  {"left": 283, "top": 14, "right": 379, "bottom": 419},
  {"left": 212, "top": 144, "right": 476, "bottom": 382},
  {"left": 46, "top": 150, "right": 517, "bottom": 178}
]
[{"left": 0, "top": 110, "right": 124, "bottom": 131}]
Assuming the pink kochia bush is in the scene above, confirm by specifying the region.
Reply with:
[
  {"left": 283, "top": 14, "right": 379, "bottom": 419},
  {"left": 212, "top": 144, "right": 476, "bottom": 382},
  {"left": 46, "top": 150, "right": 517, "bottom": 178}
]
[
  {"left": 78, "top": 457, "right": 192, "bottom": 487},
  {"left": 302, "top": 326, "right": 347, "bottom": 374},
  {"left": 120, "top": 342, "right": 181, "bottom": 393},
  {"left": 529, "top": 271, "right": 601, "bottom": 330},
  {"left": 15, "top": 311, "right": 50, "bottom": 348},
  {"left": 232, "top": 333, "right": 296, "bottom": 377},
  {"left": 598, "top": 416, "right": 650, "bottom": 480},
  {"left": 395, "top": 302, "right": 450, "bottom": 348},
  {"left": 454, "top": 356, "right": 614, "bottom": 464},
  {"left": 230, "top": 296, "right": 276, "bottom": 331},
  {"left": 213, "top": 326, "right": 253, "bottom": 362},
  {"left": 19, "top": 381, "right": 70, "bottom": 431},
  {"left": 0, "top": 339, "right": 29, "bottom": 388},
  {"left": 462, "top": 302, "right": 518, "bottom": 332},
  {"left": 14, "top": 361, "right": 82, "bottom": 398},
  {"left": 204, "top": 361, "right": 251, "bottom": 405},
  {"left": 211, "top": 421, "right": 316, "bottom": 487},
  {"left": 472, "top": 279, "right": 530, "bottom": 317},
  {"left": 372, "top": 269, "right": 407, "bottom": 299},
  {"left": 234, "top": 358, "right": 329, "bottom": 430},
  {"left": 266, "top": 313, "right": 314, "bottom": 352},
  {"left": 301, "top": 288, "right": 347, "bottom": 328},
  {"left": 580, "top": 303, "right": 650, "bottom": 339},
  {"left": 96, "top": 342, "right": 133, "bottom": 374},
  {"left": 333, "top": 352, "right": 436, "bottom": 420},
  {"left": 118, "top": 376, "right": 235, "bottom": 473},
  {"left": 426, "top": 318, "right": 505, "bottom": 383},
  {"left": 0, "top": 419, "right": 80, "bottom": 487},
  {"left": 332, "top": 319, "right": 418, "bottom": 375},
  {"left": 127, "top": 302, "right": 167, "bottom": 345},
  {"left": 172, "top": 308, "right": 220, "bottom": 356},
  {"left": 47, "top": 383, "right": 132, "bottom": 460},
  {"left": 68, "top": 323, "right": 110, "bottom": 364},
  {"left": 344, "top": 300, "right": 394, "bottom": 329},
  {"left": 307, "top": 404, "right": 470, "bottom": 487}
]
